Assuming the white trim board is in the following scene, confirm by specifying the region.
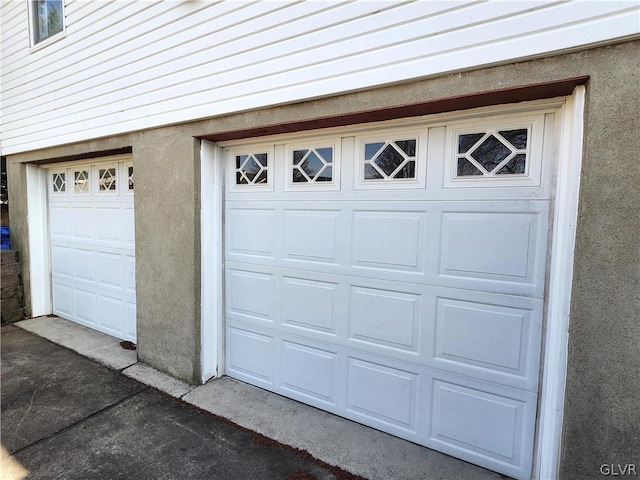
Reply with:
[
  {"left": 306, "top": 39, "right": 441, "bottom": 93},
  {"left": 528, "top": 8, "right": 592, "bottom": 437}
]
[{"left": 533, "top": 85, "right": 585, "bottom": 480}]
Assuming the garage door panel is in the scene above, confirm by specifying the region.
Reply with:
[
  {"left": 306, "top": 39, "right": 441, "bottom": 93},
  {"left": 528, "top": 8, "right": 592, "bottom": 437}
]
[
  {"left": 229, "top": 263, "right": 541, "bottom": 389},
  {"left": 125, "top": 256, "right": 136, "bottom": 292},
  {"left": 71, "top": 207, "right": 97, "bottom": 239},
  {"left": 125, "top": 302, "right": 137, "bottom": 339},
  {"left": 227, "top": 208, "right": 276, "bottom": 258},
  {"left": 349, "top": 286, "right": 420, "bottom": 353},
  {"left": 428, "top": 375, "right": 536, "bottom": 479},
  {"left": 282, "top": 276, "right": 338, "bottom": 335},
  {"left": 50, "top": 206, "right": 72, "bottom": 237},
  {"left": 283, "top": 209, "right": 340, "bottom": 264},
  {"left": 97, "top": 252, "right": 125, "bottom": 288},
  {"left": 434, "top": 297, "right": 541, "bottom": 390},
  {"left": 98, "top": 295, "right": 127, "bottom": 335},
  {"left": 226, "top": 326, "right": 275, "bottom": 385},
  {"left": 227, "top": 269, "right": 275, "bottom": 322},
  {"left": 75, "top": 289, "right": 97, "bottom": 325},
  {"left": 72, "top": 248, "right": 95, "bottom": 282},
  {"left": 51, "top": 245, "right": 73, "bottom": 278},
  {"left": 52, "top": 283, "right": 73, "bottom": 317},
  {"left": 282, "top": 341, "right": 337, "bottom": 406},
  {"left": 347, "top": 358, "right": 418, "bottom": 431},
  {"left": 439, "top": 209, "right": 547, "bottom": 296},
  {"left": 123, "top": 207, "right": 135, "bottom": 245},
  {"left": 351, "top": 210, "right": 426, "bottom": 272},
  {"left": 95, "top": 207, "right": 126, "bottom": 242}
]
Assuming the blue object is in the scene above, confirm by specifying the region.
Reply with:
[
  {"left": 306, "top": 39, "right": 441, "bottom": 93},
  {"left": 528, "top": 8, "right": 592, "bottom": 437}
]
[{"left": 1, "top": 225, "right": 10, "bottom": 249}]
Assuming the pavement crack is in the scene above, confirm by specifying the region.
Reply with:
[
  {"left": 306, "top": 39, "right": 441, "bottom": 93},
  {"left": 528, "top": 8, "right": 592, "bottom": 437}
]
[
  {"left": 9, "top": 387, "right": 148, "bottom": 456},
  {"left": 13, "top": 384, "right": 46, "bottom": 440}
]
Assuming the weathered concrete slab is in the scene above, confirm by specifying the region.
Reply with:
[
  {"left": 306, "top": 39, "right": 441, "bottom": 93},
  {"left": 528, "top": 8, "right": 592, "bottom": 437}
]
[
  {"left": 10, "top": 388, "right": 338, "bottom": 480},
  {"left": 1, "top": 325, "right": 355, "bottom": 480},
  {"left": 122, "top": 363, "right": 194, "bottom": 398},
  {"left": 184, "top": 377, "right": 503, "bottom": 480},
  {"left": 0, "top": 326, "right": 145, "bottom": 453},
  {"left": 15, "top": 316, "right": 137, "bottom": 370}
]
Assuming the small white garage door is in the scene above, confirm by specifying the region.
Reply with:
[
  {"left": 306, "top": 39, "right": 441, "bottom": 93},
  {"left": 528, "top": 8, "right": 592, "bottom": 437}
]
[
  {"left": 48, "top": 158, "right": 136, "bottom": 342},
  {"left": 223, "top": 109, "right": 555, "bottom": 479}
]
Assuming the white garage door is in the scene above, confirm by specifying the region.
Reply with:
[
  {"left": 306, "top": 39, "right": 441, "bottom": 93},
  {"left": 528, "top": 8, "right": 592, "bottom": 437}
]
[
  {"left": 223, "top": 109, "right": 555, "bottom": 479},
  {"left": 48, "top": 158, "right": 136, "bottom": 342}
]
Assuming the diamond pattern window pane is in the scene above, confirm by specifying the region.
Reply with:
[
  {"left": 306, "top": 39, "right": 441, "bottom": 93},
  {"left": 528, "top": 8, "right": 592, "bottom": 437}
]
[
  {"left": 364, "top": 143, "right": 385, "bottom": 161},
  {"left": 236, "top": 153, "right": 268, "bottom": 185},
  {"left": 458, "top": 133, "right": 485, "bottom": 154},
  {"left": 498, "top": 129, "right": 528, "bottom": 149},
  {"left": 99, "top": 168, "right": 117, "bottom": 191},
  {"left": 364, "top": 164, "right": 383, "bottom": 179},
  {"left": 496, "top": 154, "right": 527, "bottom": 174},
  {"left": 457, "top": 158, "right": 483, "bottom": 176},
  {"left": 128, "top": 166, "right": 134, "bottom": 190},
  {"left": 74, "top": 170, "right": 89, "bottom": 192},
  {"left": 395, "top": 140, "right": 416, "bottom": 157},
  {"left": 292, "top": 147, "right": 333, "bottom": 183},
  {"left": 456, "top": 129, "right": 529, "bottom": 177},
  {"left": 52, "top": 172, "right": 66, "bottom": 192},
  {"left": 364, "top": 139, "right": 417, "bottom": 181},
  {"left": 473, "top": 136, "right": 511, "bottom": 173}
]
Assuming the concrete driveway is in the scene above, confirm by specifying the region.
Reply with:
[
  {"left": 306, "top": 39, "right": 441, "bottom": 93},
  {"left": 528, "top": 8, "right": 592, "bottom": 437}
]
[
  {"left": 1, "top": 317, "right": 506, "bottom": 480},
  {"left": 0, "top": 325, "right": 356, "bottom": 480}
]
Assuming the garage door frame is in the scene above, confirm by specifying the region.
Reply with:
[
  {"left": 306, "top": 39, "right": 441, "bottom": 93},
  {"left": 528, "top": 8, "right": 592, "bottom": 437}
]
[{"left": 199, "top": 87, "right": 586, "bottom": 479}]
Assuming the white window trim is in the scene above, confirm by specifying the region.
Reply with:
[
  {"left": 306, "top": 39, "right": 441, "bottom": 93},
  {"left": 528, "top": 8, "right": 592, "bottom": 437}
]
[
  {"left": 28, "top": 0, "right": 66, "bottom": 51},
  {"left": 284, "top": 138, "right": 341, "bottom": 192},
  {"left": 443, "top": 113, "right": 546, "bottom": 188},
  {"left": 124, "top": 162, "right": 134, "bottom": 195},
  {"left": 49, "top": 168, "right": 68, "bottom": 196},
  {"left": 228, "top": 146, "right": 274, "bottom": 192},
  {"left": 95, "top": 164, "right": 119, "bottom": 195},
  {"left": 71, "top": 167, "right": 91, "bottom": 196},
  {"left": 354, "top": 127, "right": 427, "bottom": 190}
]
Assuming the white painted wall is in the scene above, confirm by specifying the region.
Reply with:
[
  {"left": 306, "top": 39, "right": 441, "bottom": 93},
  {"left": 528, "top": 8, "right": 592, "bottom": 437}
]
[{"left": 1, "top": 0, "right": 638, "bottom": 155}]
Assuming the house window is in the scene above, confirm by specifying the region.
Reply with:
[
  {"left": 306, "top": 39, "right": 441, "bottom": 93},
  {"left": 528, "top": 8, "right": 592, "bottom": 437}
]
[{"left": 31, "top": 0, "right": 64, "bottom": 45}]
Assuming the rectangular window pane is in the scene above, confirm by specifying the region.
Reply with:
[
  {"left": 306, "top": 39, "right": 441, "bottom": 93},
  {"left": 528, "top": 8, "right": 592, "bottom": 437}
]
[{"left": 33, "top": 0, "right": 63, "bottom": 44}]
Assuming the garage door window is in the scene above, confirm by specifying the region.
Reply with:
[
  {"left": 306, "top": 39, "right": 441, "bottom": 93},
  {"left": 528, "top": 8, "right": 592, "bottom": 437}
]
[
  {"left": 127, "top": 166, "right": 134, "bottom": 191},
  {"left": 364, "top": 139, "right": 417, "bottom": 180},
  {"left": 292, "top": 147, "right": 333, "bottom": 183},
  {"left": 456, "top": 128, "right": 529, "bottom": 177},
  {"left": 236, "top": 153, "right": 268, "bottom": 185},
  {"left": 52, "top": 171, "right": 66, "bottom": 193},
  {"left": 73, "top": 170, "right": 90, "bottom": 194},
  {"left": 98, "top": 167, "right": 117, "bottom": 192}
]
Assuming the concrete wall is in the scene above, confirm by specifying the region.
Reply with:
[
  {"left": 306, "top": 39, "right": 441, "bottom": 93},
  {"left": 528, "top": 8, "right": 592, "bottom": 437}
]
[{"left": 7, "top": 40, "right": 639, "bottom": 477}]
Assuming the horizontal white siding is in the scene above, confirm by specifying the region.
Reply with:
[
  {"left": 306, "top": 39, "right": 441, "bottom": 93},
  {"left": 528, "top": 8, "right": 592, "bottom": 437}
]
[{"left": 1, "top": 0, "right": 638, "bottom": 155}]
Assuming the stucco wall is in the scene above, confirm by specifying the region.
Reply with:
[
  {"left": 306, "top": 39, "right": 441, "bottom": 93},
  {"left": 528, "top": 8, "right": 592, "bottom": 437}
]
[
  {"left": 7, "top": 40, "right": 639, "bottom": 476},
  {"left": 559, "top": 43, "right": 640, "bottom": 478},
  {"left": 131, "top": 126, "right": 202, "bottom": 382}
]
